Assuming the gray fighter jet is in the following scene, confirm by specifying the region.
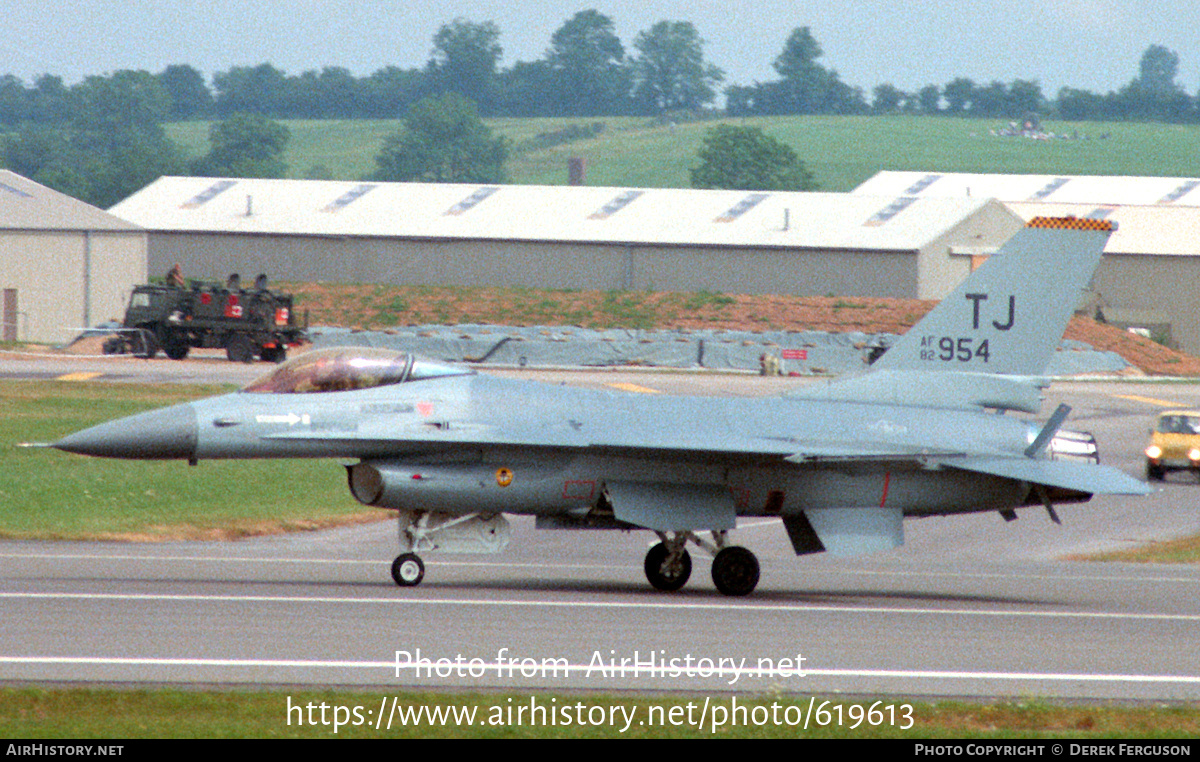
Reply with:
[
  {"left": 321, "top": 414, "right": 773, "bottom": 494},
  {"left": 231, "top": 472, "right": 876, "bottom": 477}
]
[{"left": 54, "top": 217, "right": 1150, "bottom": 596}]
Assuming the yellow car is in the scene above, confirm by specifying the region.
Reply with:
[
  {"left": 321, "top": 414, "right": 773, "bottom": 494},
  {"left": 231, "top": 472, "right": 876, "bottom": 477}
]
[{"left": 1145, "top": 410, "right": 1200, "bottom": 481}]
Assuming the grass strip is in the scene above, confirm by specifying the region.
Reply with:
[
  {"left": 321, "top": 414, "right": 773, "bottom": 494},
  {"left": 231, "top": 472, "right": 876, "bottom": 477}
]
[
  {"left": 0, "top": 381, "right": 383, "bottom": 540},
  {"left": 2, "top": 687, "right": 1199, "bottom": 739}
]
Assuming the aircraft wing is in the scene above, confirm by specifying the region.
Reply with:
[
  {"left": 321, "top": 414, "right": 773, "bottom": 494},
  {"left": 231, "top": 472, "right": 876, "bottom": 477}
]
[
  {"left": 782, "top": 442, "right": 963, "bottom": 462},
  {"left": 259, "top": 424, "right": 971, "bottom": 462}
]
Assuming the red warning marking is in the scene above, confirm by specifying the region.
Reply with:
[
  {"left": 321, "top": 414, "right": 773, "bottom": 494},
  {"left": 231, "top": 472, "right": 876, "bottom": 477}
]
[{"left": 563, "top": 480, "right": 595, "bottom": 501}]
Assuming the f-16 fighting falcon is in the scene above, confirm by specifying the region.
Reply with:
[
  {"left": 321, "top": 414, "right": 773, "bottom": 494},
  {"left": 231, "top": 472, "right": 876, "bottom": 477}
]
[{"left": 53, "top": 217, "right": 1150, "bottom": 596}]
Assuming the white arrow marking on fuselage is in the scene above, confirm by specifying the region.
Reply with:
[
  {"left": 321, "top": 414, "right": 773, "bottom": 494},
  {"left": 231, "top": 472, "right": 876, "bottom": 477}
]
[{"left": 255, "top": 413, "right": 311, "bottom": 426}]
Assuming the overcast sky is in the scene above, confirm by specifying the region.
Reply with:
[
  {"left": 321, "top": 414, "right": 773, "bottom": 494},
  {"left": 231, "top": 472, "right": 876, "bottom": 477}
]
[{"left": 2, "top": 0, "right": 1196, "bottom": 96}]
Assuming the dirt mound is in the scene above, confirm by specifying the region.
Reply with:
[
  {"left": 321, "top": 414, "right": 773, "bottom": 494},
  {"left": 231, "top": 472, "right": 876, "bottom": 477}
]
[
  {"left": 1064, "top": 318, "right": 1200, "bottom": 376},
  {"left": 284, "top": 282, "right": 1200, "bottom": 376}
]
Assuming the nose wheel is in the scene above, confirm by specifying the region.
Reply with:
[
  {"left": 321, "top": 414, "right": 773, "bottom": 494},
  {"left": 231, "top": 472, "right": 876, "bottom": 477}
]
[{"left": 391, "top": 553, "right": 425, "bottom": 586}]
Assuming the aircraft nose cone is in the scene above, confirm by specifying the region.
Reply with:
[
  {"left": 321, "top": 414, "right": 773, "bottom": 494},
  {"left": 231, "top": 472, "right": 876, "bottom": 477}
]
[{"left": 53, "top": 403, "right": 198, "bottom": 460}]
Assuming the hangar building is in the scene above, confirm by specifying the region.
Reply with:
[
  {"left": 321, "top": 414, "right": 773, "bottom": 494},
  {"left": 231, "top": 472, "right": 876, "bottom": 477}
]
[
  {"left": 108, "top": 177, "right": 1022, "bottom": 303},
  {"left": 0, "top": 171, "right": 146, "bottom": 344},
  {"left": 854, "top": 171, "right": 1200, "bottom": 355}
]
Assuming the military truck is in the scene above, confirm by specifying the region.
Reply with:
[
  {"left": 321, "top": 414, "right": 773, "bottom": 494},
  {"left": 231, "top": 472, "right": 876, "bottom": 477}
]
[{"left": 103, "top": 275, "right": 307, "bottom": 362}]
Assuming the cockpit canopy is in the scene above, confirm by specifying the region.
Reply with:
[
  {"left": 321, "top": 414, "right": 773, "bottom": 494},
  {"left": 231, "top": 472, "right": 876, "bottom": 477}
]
[{"left": 242, "top": 347, "right": 472, "bottom": 394}]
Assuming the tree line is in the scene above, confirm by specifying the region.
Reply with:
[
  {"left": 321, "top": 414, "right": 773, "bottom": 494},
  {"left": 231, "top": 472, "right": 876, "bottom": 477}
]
[
  {"left": 0, "top": 70, "right": 294, "bottom": 208},
  {"left": 0, "top": 13, "right": 1195, "bottom": 124},
  {"left": 0, "top": 10, "right": 1196, "bottom": 206}
]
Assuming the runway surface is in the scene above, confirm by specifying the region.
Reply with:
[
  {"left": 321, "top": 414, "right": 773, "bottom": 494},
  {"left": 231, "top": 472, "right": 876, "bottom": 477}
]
[{"left": 4, "top": 353, "right": 1200, "bottom": 700}]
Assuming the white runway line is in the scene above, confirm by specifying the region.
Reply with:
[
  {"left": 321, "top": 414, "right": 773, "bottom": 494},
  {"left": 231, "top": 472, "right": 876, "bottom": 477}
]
[
  {"left": 3, "top": 590, "right": 1200, "bottom": 622},
  {"left": 4, "top": 550, "right": 1200, "bottom": 585}
]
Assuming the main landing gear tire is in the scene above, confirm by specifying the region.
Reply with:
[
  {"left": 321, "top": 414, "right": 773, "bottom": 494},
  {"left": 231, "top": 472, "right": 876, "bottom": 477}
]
[
  {"left": 391, "top": 553, "right": 425, "bottom": 587},
  {"left": 711, "top": 546, "right": 760, "bottom": 597},
  {"left": 644, "top": 542, "right": 691, "bottom": 592}
]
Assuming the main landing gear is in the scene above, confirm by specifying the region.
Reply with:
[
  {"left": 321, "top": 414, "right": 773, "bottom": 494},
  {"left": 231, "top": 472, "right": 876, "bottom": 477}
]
[
  {"left": 383, "top": 508, "right": 759, "bottom": 596},
  {"left": 644, "top": 531, "right": 760, "bottom": 597}
]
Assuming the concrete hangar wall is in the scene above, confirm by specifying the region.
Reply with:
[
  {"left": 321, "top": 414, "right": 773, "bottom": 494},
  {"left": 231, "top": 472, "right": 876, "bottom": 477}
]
[
  {"left": 111, "top": 177, "right": 1022, "bottom": 303},
  {"left": 143, "top": 231, "right": 926, "bottom": 299},
  {"left": 0, "top": 171, "right": 146, "bottom": 344},
  {"left": 856, "top": 171, "right": 1200, "bottom": 356}
]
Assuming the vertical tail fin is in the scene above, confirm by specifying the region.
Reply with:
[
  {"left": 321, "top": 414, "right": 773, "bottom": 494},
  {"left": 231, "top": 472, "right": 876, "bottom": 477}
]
[{"left": 873, "top": 217, "right": 1114, "bottom": 376}]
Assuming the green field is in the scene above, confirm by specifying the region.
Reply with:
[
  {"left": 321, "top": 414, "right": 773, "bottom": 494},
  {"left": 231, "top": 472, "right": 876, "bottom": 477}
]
[
  {"left": 167, "top": 115, "right": 1200, "bottom": 191},
  {"left": 0, "top": 381, "right": 380, "bottom": 540}
]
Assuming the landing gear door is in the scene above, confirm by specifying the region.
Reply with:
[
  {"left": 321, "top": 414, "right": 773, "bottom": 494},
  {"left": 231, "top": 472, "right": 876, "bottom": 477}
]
[{"left": 604, "top": 480, "right": 735, "bottom": 532}]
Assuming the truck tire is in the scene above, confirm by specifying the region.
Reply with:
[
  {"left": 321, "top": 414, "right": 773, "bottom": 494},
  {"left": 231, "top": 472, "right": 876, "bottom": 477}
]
[
  {"left": 136, "top": 327, "right": 160, "bottom": 359},
  {"left": 158, "top": 329, "right": 188, "bottom": 360},
  {"left": 226, "top": 335, "right": 256, "bottom": 363},
  {"left": 260, "top": 344, "right": 287, "bottom": 363},
  {"left": 163, "top": 340, "right": 190, "bottom": 360}
]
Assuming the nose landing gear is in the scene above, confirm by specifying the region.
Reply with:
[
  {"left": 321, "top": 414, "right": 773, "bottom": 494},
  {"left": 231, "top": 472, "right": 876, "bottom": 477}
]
[
  {"left": 391, "top": 553, "right": 425, "bottom": 586},
  {"left": 386, "top": 509, "right": 512, "bottom": 588}
]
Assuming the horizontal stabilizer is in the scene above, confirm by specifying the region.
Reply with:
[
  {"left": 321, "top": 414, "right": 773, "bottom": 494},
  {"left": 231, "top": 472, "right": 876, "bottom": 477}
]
[
  {"left": 940, "top": 457, "right": 1152, "bottom": 496},
  {"left": 605, "top": 480, "right": 736, "bottom": 532},
  {"left": 789, "top": 370, "right": 1047, "bottom": 413}
]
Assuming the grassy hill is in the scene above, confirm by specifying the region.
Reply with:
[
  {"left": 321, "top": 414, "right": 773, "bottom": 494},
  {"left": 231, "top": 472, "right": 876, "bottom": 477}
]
[{"left": 166, "top": 115, "right": 1200, "bottom": 191}]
